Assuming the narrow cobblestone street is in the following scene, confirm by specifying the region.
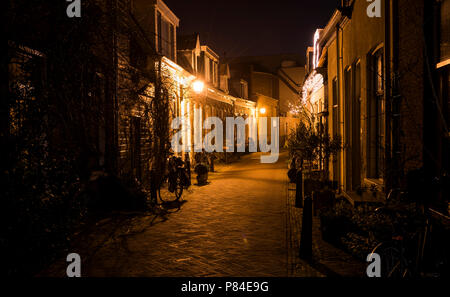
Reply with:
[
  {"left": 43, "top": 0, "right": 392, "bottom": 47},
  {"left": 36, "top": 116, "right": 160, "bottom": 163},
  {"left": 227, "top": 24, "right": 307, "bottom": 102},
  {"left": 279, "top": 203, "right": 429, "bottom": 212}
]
[
  {"left": 40, "top": 151, "right": 367, "bottom": 277},
  {"left": 60, "top": 152, "right": 289, "bottom": 277},
  {"left": 7, "top": 0, "right": 449, "bottom": 284}
]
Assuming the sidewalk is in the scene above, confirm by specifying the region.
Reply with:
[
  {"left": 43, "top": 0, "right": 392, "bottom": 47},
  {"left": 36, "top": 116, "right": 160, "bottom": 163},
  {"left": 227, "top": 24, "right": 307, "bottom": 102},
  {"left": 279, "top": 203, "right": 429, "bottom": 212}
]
[{"left": 286, "top": 178, "right": 367, "bottom": 277}]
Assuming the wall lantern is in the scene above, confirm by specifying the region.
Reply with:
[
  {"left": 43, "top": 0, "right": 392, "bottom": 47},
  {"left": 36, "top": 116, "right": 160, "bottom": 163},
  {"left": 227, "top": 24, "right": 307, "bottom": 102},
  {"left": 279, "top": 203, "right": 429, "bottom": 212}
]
[{"left": 192, "top": 80, "right": 204, "bottom": 94}]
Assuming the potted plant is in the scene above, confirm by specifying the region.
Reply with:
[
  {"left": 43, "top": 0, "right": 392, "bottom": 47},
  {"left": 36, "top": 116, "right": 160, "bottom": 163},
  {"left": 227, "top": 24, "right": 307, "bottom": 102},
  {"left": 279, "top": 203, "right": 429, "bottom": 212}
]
[
  {"left": 288, "top": 120, "right": 342, "bottom": 213},
  {"left": 195, "top": 163, "right": 208, "bottom": 185}
]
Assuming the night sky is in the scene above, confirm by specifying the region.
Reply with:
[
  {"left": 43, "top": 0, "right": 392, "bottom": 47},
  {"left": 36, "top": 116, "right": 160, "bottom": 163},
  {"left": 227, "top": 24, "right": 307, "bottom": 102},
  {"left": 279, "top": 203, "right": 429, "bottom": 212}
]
[{"left": 164, "top": 0, "right": 337, "bottom": 58}]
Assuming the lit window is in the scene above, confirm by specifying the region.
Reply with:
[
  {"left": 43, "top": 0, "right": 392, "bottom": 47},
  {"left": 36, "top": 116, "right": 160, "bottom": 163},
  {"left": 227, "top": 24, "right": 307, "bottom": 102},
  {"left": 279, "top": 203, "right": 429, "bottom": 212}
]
[{"left": 368, "top": 48, "right": 385, "bottom": 179}]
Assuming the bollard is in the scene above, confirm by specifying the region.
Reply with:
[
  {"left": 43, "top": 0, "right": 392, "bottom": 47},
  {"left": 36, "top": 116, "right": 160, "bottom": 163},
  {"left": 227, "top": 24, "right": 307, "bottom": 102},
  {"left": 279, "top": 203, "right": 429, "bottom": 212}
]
[
  {"left": 299, "top": 194, "right": 313, "bottom": 260},
  {"left": 295, "top": 170, "right": 303, "bottom": 208},
  {"left": 185, "top": 153, "right": 191, "bottom": 187},
  {"left": 210, "top": 157, "right": 215, "bottom": 172}
]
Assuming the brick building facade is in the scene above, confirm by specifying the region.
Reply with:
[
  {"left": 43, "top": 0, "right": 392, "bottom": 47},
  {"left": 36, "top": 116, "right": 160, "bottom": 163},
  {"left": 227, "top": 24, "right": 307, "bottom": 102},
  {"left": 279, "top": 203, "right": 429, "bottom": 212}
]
[{"left": 302, "top": 0, "right": 449, "bottom": 212}]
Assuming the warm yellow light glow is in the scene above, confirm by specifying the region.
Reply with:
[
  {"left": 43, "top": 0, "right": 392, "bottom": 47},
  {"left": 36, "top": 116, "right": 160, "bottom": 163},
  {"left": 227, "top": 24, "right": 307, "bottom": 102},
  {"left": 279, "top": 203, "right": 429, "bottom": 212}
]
[
  {"left": 259, "top": 107, "right": 266, "bottom": 115},
  {"left": 313, "top": 30, "right": 320, "bottom": 69},
  {"left": 192, "top": 80, "right": 204, "bottom": 93}
]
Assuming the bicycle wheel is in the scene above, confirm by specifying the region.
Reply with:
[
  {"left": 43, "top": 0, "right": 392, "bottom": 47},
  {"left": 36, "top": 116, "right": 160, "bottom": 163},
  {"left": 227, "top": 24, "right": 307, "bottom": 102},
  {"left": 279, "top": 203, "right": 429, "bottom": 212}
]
[
  {"left": 158, "top": 175, "right": 181, "bottom": 203},
  {"left": 375, "top": 243, "right": 410, "bottom": 278},
  {"left": 174, "top": 171, "right": 183, "bottom": 199}
]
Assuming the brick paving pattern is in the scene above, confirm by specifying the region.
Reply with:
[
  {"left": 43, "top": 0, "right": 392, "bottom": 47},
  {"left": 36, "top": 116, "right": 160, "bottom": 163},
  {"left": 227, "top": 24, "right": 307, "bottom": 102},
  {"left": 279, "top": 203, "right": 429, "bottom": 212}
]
[
  {"left": 42, "top": 153, "right": 288, "bottom": 277},
  {"left": 41, "top": 151, "right": 365, "bottom": 277},
  {"left": 286, "top": 181, "right": 324, "bottom": 277},
  {"left": 286, "top": 177, "right": 367, "bottom": 277}
]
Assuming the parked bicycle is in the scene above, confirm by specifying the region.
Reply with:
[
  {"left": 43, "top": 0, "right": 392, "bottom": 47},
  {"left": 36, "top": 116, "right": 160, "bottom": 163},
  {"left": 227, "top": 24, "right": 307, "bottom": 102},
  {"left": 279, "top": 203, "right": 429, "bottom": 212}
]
[
  {"left": 157, "top": 154, "right": 191, "bottom": 203},
  {"left": 368, "top": 186, "right": 437, "bottom": 278}
]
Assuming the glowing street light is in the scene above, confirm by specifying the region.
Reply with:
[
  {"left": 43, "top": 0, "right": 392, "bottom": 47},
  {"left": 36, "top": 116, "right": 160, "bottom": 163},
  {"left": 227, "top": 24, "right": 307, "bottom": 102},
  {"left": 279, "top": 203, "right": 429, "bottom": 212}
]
[
  {"left": 192, "top": 80, "right": 204, "bottom": 94},
  {"left": 259, "top": 107, "right": 266, "bottom": 115}
]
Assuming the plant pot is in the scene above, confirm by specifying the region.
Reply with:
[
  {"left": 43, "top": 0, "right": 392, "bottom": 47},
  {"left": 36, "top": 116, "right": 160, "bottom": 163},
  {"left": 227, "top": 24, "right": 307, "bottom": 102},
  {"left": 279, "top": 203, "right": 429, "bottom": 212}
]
[
  {"left": 195, "top": 164, "right": 209, "bottom": 185},
  {"left": 196, "top": 172, "right": 208, "bottom": 185}
]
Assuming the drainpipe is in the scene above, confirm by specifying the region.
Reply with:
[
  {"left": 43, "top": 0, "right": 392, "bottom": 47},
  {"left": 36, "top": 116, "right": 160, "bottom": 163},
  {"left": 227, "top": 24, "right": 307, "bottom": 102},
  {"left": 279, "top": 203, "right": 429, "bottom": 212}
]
[{"left": 336, "top": 21, "right": 342, "bottom": 192}]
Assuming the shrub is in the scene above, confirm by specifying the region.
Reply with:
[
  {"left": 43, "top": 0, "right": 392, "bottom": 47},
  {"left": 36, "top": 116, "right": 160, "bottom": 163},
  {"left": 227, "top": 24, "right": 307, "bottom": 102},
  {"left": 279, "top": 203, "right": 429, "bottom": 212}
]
[
  {"left": 319, "top": 197, "right": 429, "bottom": 261},
  {"left": 319, "top": 199, "right": 355, "bottom": 246},
  {"left": 319, "top": 199, "right": 391, "bottom": 260},
  {"left": 195, "top": 164, "right": 208, "bottom": 175}
]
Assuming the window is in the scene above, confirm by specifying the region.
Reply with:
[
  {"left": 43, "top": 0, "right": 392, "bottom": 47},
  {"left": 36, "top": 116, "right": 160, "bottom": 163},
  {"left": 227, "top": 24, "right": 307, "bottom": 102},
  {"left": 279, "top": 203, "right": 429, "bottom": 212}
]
[
  {"left": 214, "top": 63, "right": 219, "bottom": 86},
  {"left": 156, "top": 11, "right": 175, "bottom": 60},
  {"left": 169, "top": 24, "right": 175, "bottom": 60},
  {"left": 197, "top": 55, "right": 203, "bottom": 76},
  {"left": 209, "top": 59, "right": 214, "bottom": 83},
  {"left": 367, "top": 49, "right": 385, "bottom": 179},
  {"left": 352, "top": 62, "right": 362, "bottom": 189},
  {"left": 204, "top": 57, "right": 210, "bottom": 81},
  {"left": 376, "top": 53, "right": 383, "bottom": 94},
  {"left": 344, "top": 67, "right": 352, "bottom": 190},
  {"left": 157, "top": 12, "right": 162, "bottom": 53},
  {"left": 332, "top": 78, "right": 340, "bottom": 184}
]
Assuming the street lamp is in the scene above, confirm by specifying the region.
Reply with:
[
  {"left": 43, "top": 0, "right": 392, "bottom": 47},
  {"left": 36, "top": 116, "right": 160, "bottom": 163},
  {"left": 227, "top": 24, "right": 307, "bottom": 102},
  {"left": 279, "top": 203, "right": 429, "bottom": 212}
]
[
  {"left": 192, "top": 80, "right": 204, "bottom": 94},
  {"left": 259, "top": 107, "right": 266, "bottom": 115}
]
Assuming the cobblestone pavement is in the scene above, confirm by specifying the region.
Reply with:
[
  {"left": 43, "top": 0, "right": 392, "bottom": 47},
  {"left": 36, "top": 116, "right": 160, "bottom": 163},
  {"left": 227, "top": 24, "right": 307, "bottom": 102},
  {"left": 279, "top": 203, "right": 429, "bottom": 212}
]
[
  {"left": 41, "top": 151, "right": 366, "bottom": 277},
  {"left": 43, "top": 152, "right": 289, "bottom": 277},
  {"left": 286, "top": 182, "right": 324, "bottom": 277},
  {"left": 286, "top": 179, "right": 367, "bottom": 277}
]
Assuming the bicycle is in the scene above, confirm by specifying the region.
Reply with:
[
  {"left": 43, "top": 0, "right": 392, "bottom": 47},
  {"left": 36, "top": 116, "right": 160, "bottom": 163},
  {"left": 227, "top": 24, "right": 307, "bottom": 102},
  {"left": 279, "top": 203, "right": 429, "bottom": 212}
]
[
  {"left": 157, "top": 154, "right": 190, "bottom": 203},
  {"left": 369, "top": 189, "right": 430, "bottom": 278}
]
